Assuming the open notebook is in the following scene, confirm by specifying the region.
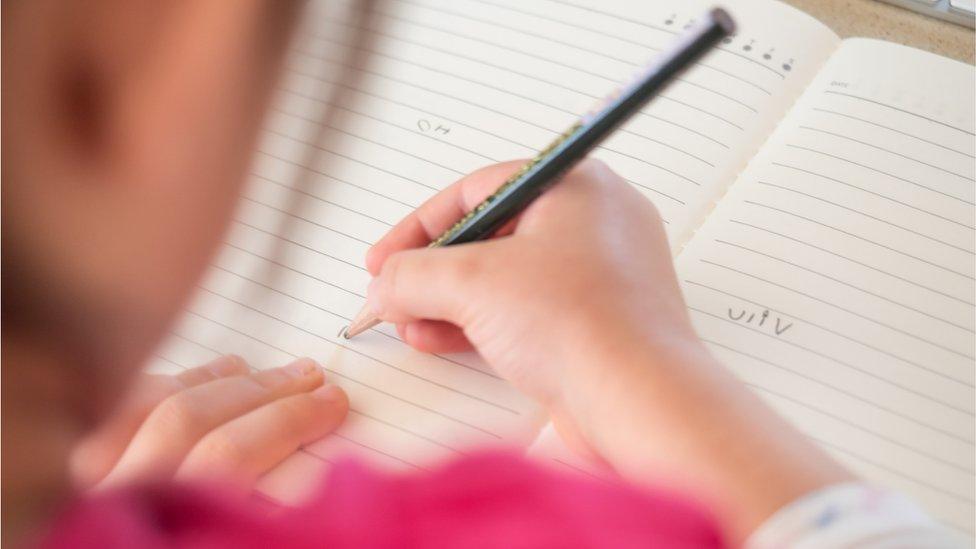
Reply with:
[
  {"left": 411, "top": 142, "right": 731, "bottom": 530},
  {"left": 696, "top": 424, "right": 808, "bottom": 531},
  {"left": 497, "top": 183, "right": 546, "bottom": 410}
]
[{"left": 149, "top": 0, "right": 975, "bottom": 537}]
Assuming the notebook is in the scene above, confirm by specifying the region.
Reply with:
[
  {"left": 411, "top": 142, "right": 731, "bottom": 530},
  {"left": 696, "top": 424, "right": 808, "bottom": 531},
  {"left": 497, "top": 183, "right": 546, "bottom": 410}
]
[{"left": 148, "top": 0, "right": 975, "bottom": 537}]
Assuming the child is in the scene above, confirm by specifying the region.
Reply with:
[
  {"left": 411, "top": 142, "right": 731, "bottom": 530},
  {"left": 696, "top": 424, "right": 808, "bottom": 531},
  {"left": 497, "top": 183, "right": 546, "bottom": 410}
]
[{"left": 1, "top": 1, "right": 956, "bottom": 547}]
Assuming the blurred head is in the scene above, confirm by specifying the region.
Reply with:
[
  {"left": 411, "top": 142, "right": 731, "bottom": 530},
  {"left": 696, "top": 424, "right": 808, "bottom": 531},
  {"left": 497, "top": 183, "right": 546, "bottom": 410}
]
[
  {"left": 3, "top": 0, "right": 300, "bottom": 417},
  {"left": 2, "top": 0, "right": 299, "bottom": 534}
]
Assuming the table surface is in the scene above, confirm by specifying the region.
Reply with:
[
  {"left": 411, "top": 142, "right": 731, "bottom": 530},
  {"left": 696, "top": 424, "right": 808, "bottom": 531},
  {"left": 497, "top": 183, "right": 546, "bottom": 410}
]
[{"left": 780, "top": 0, "right": 974, "bottom": 64}]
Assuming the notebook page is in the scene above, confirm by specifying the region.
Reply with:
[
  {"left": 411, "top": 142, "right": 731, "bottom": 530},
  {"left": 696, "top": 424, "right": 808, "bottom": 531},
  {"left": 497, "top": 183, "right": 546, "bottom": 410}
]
[
  {"left": 675, "top": 39, "right": 975, "bottom": 536},
  {"left": 290, "top": 0, "right": 840, "bottom": 247},
  {"left": 149, "top": 0, "right": 840, "bottom": 502}
]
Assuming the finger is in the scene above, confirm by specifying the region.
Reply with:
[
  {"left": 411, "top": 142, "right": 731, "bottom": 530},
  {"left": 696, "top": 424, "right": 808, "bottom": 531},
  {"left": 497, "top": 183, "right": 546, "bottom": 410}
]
[
  {"left": 174, "top": 355, "right": 250, "bottom": 386},
  {"left": 70, "top": 355, "right": 249, "bottom": 488},
  {"left": 369, "top": 240, "right": 507, "bottom": 325},
  {"left": 99, "top": 358, "right": 324, "bottom": 486},
  {"left": 366, "top": 160, "right": 525, "bottom": 275},
  {"left": 401, "top": 320, "right": 474, "bottom": 353},
  {"left": 176, "top": 383, "right": 349, "bottom": 487}
]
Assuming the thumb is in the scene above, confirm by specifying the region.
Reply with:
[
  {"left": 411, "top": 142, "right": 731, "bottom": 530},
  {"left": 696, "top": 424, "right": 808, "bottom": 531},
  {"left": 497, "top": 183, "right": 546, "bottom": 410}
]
[{"left": 368, "top": 240, "right": 505, "bottom": 327}]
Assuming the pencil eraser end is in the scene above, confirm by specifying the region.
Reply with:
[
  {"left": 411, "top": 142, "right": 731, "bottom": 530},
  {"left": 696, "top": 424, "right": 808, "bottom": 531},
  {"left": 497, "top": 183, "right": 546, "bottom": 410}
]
[{"left": 710, "top": 8, "right": 736, "bottom": 35}]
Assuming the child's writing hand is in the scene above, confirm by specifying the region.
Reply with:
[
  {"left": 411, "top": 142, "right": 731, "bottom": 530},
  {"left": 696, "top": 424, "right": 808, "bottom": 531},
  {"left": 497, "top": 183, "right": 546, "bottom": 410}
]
[
  {"left": 365, "top": 159, "right": 850, "bottom": 542},
  {"left": 70, "top": 356, "right": 347, "bottom": 491},
  {"left": 366, "top": 158, "right": 695, "bottom": 418}
]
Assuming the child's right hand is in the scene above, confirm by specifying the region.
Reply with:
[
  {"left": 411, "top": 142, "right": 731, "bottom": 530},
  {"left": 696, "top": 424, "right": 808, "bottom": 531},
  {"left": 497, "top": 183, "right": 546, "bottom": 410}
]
[
  {"left": 366, "top": 158, "right": 699, "bottom": 417},
  {"left": 366, "top": 159, "right": 851, "bottom": 543}
]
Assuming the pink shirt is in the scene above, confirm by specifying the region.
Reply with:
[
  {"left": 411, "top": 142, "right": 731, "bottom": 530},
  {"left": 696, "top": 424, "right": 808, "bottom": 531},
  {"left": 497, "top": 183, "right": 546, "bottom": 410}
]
[{"left": 42, "top": 452, "right": 723, "bottom": 548}]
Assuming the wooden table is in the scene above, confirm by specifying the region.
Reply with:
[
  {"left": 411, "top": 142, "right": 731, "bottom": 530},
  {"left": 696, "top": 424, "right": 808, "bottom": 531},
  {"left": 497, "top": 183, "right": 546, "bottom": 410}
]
[{"left": 781, "top": 0, "right": 974, "bottom": 63}]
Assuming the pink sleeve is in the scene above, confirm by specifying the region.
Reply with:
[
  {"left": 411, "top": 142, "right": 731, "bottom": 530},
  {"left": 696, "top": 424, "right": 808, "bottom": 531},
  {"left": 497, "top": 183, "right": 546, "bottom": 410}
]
[{"left": 42, "top": 452, "right": 724, "bottom": 549}]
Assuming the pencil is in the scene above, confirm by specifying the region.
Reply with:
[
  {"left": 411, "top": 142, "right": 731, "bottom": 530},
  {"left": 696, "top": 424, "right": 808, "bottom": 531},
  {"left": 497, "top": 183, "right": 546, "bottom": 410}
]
[{"left": 344, "top": 8, "right": 735, "bottom": 339}]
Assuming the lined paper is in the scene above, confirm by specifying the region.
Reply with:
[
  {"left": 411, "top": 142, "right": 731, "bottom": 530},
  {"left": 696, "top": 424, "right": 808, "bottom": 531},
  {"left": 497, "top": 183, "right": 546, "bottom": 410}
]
[
  {"left": 150, "top": 0, "right": 845, "bottom": 503},
  {"left": 282, "top": 0, "right": 841, "bottom": 244},
  {"left": 677, "top": 39, "right": 975, "bottom": 535}
]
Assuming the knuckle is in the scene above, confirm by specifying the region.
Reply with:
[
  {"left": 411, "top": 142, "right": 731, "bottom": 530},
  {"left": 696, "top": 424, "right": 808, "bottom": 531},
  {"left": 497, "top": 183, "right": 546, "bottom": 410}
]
[
  {"left": 381, "top": 251, "right": 403, "bottom": 284},
  {"left": 639, "top": 192, "right": 663, "bottom": 219},
  {"left": 445, "top": 250, "right": 482, "bottom": 284},
  {"left": 278, "top": 396, "right": 319, "bottom": 427},
  {"left": 145, "top": 376, "right": 186, "bottom": 402},
  {"left": 577, "top": 157, "right": 611, "bottom": 176},
  {"left": 568, "top": 158, "right": 626, "bottom": 198},
  {"left": 149, "top": 393, "right": 202, "bottom": 436},
  {"left": 251, "top": 369, "right": 291, "bottom": 389},
  {"left": 195, "top": 430, "right": 247, "bottom": 467},
  {"left": 380, "top": 252, "right": 406, "bottom": 307},
  {"left": 222, "top": 354, "right": 250, "bottom": 374}
]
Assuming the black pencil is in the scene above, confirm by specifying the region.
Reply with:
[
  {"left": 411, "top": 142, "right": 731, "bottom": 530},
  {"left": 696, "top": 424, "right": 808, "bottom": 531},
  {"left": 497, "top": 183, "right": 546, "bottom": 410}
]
[{"left": 345, "top": 8, "right": 735, "bottom": 339}]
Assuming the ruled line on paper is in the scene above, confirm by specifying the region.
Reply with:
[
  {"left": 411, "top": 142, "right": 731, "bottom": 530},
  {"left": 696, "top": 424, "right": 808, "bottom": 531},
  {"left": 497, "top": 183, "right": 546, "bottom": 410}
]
[
  {"left": 685, "top": 279, "right": 974, "bottom": 387},
  {"left": 271, "top": 112, "right": 469, "bottom": 176},
  {"left": 330, "top": 433, "right": 429, "bottom": 470},
  {"left": 287, "top": 55, "right": 563, "bottom": 134},
  {"left": 251, "top": 173, "right": 395, "bottom": 227},
  {"left": 824, "top": 90, "right": 976, "bottom": 136},
  {"left": 690, "top": 306, "right": 974, "bottom": 416},
  {"left": 811, "top": 436, "right": 975, "bottom": 505},
  {"left": 292, "top": 43, "right": 734, "bottom": 176},
  {"left": 278, "top": 79, "right": 542, "bottom": 151},
  {"left": 699, "top": 258, "right": 974, "bottom": 361},
  {"left": 169, "top": 332, "right": 224, "bottom": 357},
  {"left": 264, "top": 127, "right": 442, "bottom": 193},
  {"left": 197, "top": 269, "right": 521, "bottom": 415},
  {"left": 550, "top": 457, "right": 611, "bottom": 483},
  {"left": 747, "top": 383, "right": 974, "bottom": 474},
  {"left": 752, "top": 182, "right": 975, "bottom": 256},
  {"left": 770, "top": 162, "right": 975, "bottom": 231},
  {"left": 272, "top": 101, "right": 497, "bottom": 163},
  {"left": 182, "top": 307, "right": 505, "bottom": 439},
  {"left": 712, "top": 238, "right": 975, "bottom": 333},
  {"left": 811, "top": 108, "right": 975, "bottom": 159},
  {"left": 741, "top": 200, "right": 975, "bottom": 281},
  {"left": 220, "top": 240, "right": 366, "bottom": 299},
  {"left": 255, "top": 150, "right": 418, "bottom": 209},
  {"left": 274, "top": 90, "right": 715, "bottom": 175},
  {"left": 240, "top": 196, "right": 375, "bottom": 247},
  {"left": 285, "top": 56, "right": 730, "bottom": 173},
  {"left": 282, "top": 66, "right": 732, "bottom": 149},
  {"left": 347, "top": 409, "right": 469, "bottom": 455},
  {"left": 461, "top": 0, "right": 777, "bottom": 92},
  {"left": 299, "top": 447, "right": 337, "bottom": 466},
  {"left": 726, "top": 218, "right": 974, "bottom": 305},
  {"left": 534, "top": 0, "right": 787, "bottom": 78},
  {"left": 786, "top": 145, "right": 974, "bottom": 206},
  {"left": 233, "top": 219, "right": 368, "bottom": 273},
  {"left": 263, "top": 141, "right": 683, "bottom": 215},
  {"left": 700, "top": 338, "right": 974, "bottom": 445},
  {"left": 303, "top": 31, "right": 747, "bottom": 131},
  {"left": 270, "top": 88, "right": 692, "bottom": 206},
  {"left": 798, "top": 126, "right": 975, "bottom": 181},
  {"left": 329, "top": 10, "right": 760, "bottom": 115},
  {"left": 153, "top": 355, "right": 188, "bottom": 370},
  {"left": 381, "top": 0, "right": 774, "bottom": 99}
]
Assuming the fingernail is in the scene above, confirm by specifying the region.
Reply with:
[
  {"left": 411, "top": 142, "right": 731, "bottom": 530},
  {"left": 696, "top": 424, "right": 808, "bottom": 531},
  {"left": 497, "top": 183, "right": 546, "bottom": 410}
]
[
  {"left": 213, "top": 355, "right": 247, "bottom": 375},
  {"left": 283, "top": 358, "right": 319, "bottom": 378},
  {"left": 312, "top": 383, "right": 345, "bottom": 403}
]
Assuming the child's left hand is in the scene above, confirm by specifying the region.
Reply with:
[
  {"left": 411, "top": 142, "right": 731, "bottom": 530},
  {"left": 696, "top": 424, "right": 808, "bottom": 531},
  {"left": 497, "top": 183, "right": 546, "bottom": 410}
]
[{"left": 70, "top": 355, "right": 348, "bottom": 491}]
